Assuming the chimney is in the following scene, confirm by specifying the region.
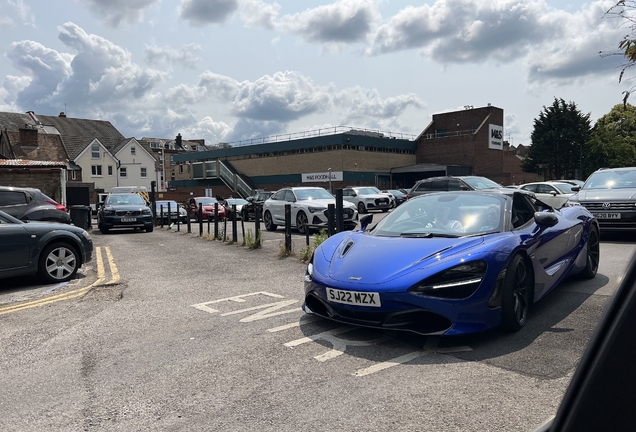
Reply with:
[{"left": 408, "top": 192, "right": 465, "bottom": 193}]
[
  {"left": 59, "top": 112, "right": 66, "bottom": 118},
  {"left": 26, "top": 111, "right": 42, "bottom": 125},
  {"left": 176, "top": 133, "right": 183, "bottom": 149},
  {"left": 19, "top": 127, "right": 39, "bottom": 148}
]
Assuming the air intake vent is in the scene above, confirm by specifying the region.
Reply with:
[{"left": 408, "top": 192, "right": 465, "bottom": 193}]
[{"left": 340, "top": 240, "right": 355, "bottom": 258}]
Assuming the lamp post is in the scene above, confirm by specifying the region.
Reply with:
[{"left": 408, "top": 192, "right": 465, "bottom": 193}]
[{"left": 328, "top": 167, "right": 332, "bottom": 194}]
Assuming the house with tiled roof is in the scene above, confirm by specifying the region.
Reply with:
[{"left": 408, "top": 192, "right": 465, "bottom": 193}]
[{"left": 111, "top": 137, "right": 158, "bottom": 189}]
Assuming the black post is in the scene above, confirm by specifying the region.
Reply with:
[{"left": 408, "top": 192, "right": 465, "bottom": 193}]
[
  {"left": 176, "top": 206, "right": 180, "bottom": 231},
  {"left": 160, "top": 206, "right": 164, "bottom": 228},
  {"left": 186, "top": 211, "right": 191, "bottom": 233},
  {"left": 224, "top": 215, "right": 228, "bottom": 241},
  {"left": 150, "top": 181, "right": 156, "bottom": 225},
  {"left": 198, "top": 202, "right": 203, "bottom": 236},
  {"left": 285, "top": 204, "right": 292, "bottom": 254},
  {"left": 255, "top": 206, "right": 261, "bottom": 247},
  {"left": 167, "top": 202, "right": 172, "bottom": 229},
  {"left": 214, "top": 203, "right": 219, "bottom": 239},
  {"left": 232, "top": 205, "right": 238, "bottom": 243},
  {"left": 207, "top": 214, "right": 211, "bottom": 235},
  {"left": 327, "top": 204, "right": 335, "bottom": 237},
  {"left": 336, "top": 189, "right": 344, "bottom": 233}
]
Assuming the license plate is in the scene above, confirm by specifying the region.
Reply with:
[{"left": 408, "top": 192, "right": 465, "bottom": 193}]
[
  {"left": 592, "top": 213, "right": 621, "bottom": 219},
  {"left": 326, "top": 288, "right": 381, "bottom": 307},
  {"left": 121, "top": 217, "right": 137, "bottom": 222}
]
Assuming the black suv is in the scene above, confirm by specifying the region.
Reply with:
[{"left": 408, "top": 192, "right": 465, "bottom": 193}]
[
  {"left": 566, "top": 167, "right": 636, "bottom": 231},
  {"left": 407, "top": 176, "right": 502, "bottom": 199},
  {"left": 241, "top": 190, "right": 273, "bottom": 221},
  {"left": 0, "top": 186, "right": 71, "bottom": 224}
]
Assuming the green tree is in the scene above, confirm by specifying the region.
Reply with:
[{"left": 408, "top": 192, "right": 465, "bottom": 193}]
[
  {"left": 602, "top": 2, "right": 636, "bottom": 104},
  {"left": 583, "top": 103, "right": 636, "bottom": 176},
  {"left": 522, "top": 98, "right": 591, "bottom": 180}
]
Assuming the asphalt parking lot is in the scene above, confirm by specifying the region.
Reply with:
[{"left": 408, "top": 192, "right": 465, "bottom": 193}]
[{"left": 1, "top": 212, "right": 634, "bottom": 431}]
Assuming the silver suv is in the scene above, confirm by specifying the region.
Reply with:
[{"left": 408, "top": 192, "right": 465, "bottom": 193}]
[
  {"left": 342, "top": 186, "right": 391, "bottom": 214},
  {"left": 566, "top": 167, "right": 636, "bottom": 231}
]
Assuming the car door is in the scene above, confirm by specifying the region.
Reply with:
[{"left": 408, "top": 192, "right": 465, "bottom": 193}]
[
  {"left": 0, "top": 189, "right": 31, "bottom": 219},
  {"left": 0, "top": 215, "right": 30, "bottom": 271},
  {"left": 267, "top": 190, "right": 287, "bottom": 224},
  {"left": 188, "top": 198, "right": 197, "bottom": 218},
  {"left": 535, "top": 184, "right": 561, "bottom": 208}
]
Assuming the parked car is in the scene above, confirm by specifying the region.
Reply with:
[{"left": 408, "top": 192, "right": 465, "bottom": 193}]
[
  {"left": 223, "top": 198, "right": 248, "bottom": 220},
  {"left": 382, "top": 189, "right": 407, "bottom": 207},
  {"left": 519, "top": 181, "right": 578, "bottom": 208},
  {"left": 565, "top": 166, "right": 636, "bottom": 231},
  {"left": 90, "top": 193, "right": 109, "bottom": 215},
  {"left": 561, "top": 179, "right": 585, "bottom": 188},
  {"left": 262, "top": 187, "right": 358, "bottom": 234},
  {"left": 108, "top": 186, "right": 150, "bottom": 204},
  {"left": 155, "top": 200, "right": 188, "bottom": 224},
  {"left": 241, "top": 191, "right": 274, "bottom": 221},
  {"left": 98, "top": 193, "right": 154, "bottom": 234},
  {"left": 342, "top": 186, "right": 391, "bottom": 214},
  {"left": 0, "top": 186, "right": 71, "bottom": 224},
  {"left": 407, "top": 176, "right": 502, "bottom": 199},
  {"left": 0, "top": 210, "right": 93, "bottom": 283},
  {"left": 302, "top": 189, "right": 599, "bottom": 335},
  {"left": 187, "top": 197, "right": 226, "bottom": 222}
]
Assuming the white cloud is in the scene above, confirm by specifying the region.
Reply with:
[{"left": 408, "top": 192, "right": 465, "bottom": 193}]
[
  {"left": 278, "top": 0, "right": 380, "bottom": 45},
  {"left": 76, "top": 0, "right": 160, "bottom": 27},
  {"left": 240, "top": 0, "right": 280, "bottom": 29},
  {"left": 145, "top": 43, "right": 202, "bottom": 69},
  {"left": 178, "top": 0, "right": 240, "bottom": 26},
  {"left": 0, "top": 0, "right": 34, "bottom": 29}
]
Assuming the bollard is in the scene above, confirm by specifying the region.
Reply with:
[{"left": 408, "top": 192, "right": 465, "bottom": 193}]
[
  {"left": 198, "top": 202, "right": 203, "bottom": 236},
  {"left": 327, "top": 204, "right": 335, "bottom": 237},
  {"left": 176, "top": 206, "right": 180, "bottom": 231},
  {"left": 207, "top": 213, "right": 211, "bottom": 235},
  {"left": 284, "top": 204, "right": 292, "bottom": 254},
  {"left": 160, "top": 206, "right": 164, "bottom": 228},
  {"left": 187, "top": 211, "right": 191, "bottom": 233},
  {"left": 223, "top": 214, "right": 228, "bottom": 241},
  {"left": 255, "top": 205, "right": 261, "bottom": 247},
  {"left": 214, "top": 203, "right": 219, "bottom": 239},
  {"left": 167, "top": 202, "right": 172, "bottom": 229},
  {"left": 232, "top": 204, "right": 238, "bottom": 243},
  {"left": 336, "top": 189, "right": 344, "bottom": 233}
]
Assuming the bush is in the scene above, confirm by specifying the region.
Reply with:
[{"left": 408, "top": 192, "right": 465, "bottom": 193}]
[{"left": 299, "top": 229, "right": 328, "bottom": 262}]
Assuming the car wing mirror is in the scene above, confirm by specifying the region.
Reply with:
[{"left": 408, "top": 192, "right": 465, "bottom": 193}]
[
  {"left": 360, "top": 213, "right": 374, "bottom": 231},
  {"left": 550, "top": 191, "right": 557, "bottom": 196},
  {"left": 571, "top": 186, "right": 581, "bottom": 192},
  {"left": 534, "top": 211, "right": 558, "bottom": 228}
]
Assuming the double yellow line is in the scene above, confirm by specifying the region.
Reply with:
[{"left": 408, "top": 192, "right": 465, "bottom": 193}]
[{"left": 0, "top": 246, "right": 120, "bottom": 316}]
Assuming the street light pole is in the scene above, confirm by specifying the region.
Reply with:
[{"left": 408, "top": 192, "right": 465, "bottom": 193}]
[{"left": 328, "top": 167, "right": 332, "bottom": 194}]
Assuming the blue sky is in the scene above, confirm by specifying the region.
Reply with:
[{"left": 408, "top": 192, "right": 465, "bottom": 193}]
[{"left": 0, "top": 0, "right": 629, "bottom": 147}]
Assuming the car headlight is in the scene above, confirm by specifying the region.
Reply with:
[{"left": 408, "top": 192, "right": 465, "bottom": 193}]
[
  {"left": 308, "top": 206, "right": 325, "bottom": 213},
  {"left": 566, "top": 200, "right": 581, "bottom": 206},
  {"left": 304, "top": 255, "right": 314, "bottom": 282},
  {"left": 102, "top": 209, "right": 115, "bottom": 215},
  {"left": 408, "top": 261, "right": 487, "bottom": 299},
  {"left": 142, "top": 208, "right": 152, "bottom": 215},
  {"left": 80, "top": 229, "right": 91, "bottom": 240}
]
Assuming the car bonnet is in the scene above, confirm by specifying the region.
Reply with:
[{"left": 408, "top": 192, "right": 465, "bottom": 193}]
[{"left": 321, "top": 232, "right": 485, "bottom": 284}]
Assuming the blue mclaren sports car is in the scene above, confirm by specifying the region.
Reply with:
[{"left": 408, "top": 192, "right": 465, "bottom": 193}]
[{"left": 302, "top": 189, "right": 600, "bottom": 335}]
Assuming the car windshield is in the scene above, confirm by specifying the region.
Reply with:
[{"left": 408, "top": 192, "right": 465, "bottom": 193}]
[
  {"left": 388, "top": 189, "right": 404, "bottom": 196},
  {"left": 295, "top": 189, "right": 333, "bottom": 200},
  {"left": 583, "top": 170, "right": 636, "bottom": 189},
  {"left": 461, "top": 177, "right": 502, "bottom": 189},
  {"left": 355, "top": 187, "right": 380, "bottom": 195},
  {"left": 198, "top": 198, "right": 219, "bottom": 205},
  {"left": 156, "top": 201, "right": 178, "bottom": 208},
  {"left": 226, "top": 199, "right": 248, "bottom": 205},
  {"left": 369, "top": 193, "right": 504, "bottom": 237},
  {"left": 553, "top": 183, "right": 577, "bottom": 193},
  {"left": 106, "top": 194, "right": 145, "bottom": 205}
]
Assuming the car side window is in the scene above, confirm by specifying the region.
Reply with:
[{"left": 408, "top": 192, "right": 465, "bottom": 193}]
[
  {"left": 511, "top": 193, "right": 541, "bottom": 228},
  {"left": 448, "top": 179, "right": 462, "bottom": 191},
  {"left": 430, "top": 179, "right": 448, "bottom": 191},
  {"left": 521, "top": 184, "right": 537, "bottom": 193},
  {"left": 414, "top": 181, "right": 430, "bottom": 192},
  {"left": 272, "top": 190, "right": 286, "bottom": 200},
  {"left": 537, "top": 184, "right": 555, "bottom": 194},
  {"left": 284, "top": 190, "right": 296, "bottom": 202},
  {"left": 0, "top": 191, "right": 28, "bottom": 206}
]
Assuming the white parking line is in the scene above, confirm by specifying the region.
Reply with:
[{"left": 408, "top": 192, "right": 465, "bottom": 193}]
[{"left": 267, "top": 316, "right": 319, "bottom": 333}]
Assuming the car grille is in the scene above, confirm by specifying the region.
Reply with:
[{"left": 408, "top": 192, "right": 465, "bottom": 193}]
[
  {"left": 115, "top": 210, "right": 141, "bottom": 216},
  {"left": 321, "top": 208, "right": 355, "bottom": 220},
  {"left": 581, "top": 201, "right": 636, "bottom": 210},
  {"left": 375, "top": 198, "right": 389, "bottom": 206}
]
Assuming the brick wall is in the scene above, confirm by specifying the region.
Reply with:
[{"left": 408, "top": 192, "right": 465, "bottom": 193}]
[{"left": 0, "top": 169, "right": 63, "bottom": 202}]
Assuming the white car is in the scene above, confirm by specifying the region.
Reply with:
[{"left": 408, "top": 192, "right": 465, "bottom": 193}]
[
  {"left": 262, "top": 187, "right": 358, "bottom": 234},
  {"left": 519, "top": 181, "right": 578, "bottom": 208},
  {"left": 155, "top": 200, "right": 188, "bottom": 223},
  {"left": 342, "top": 186, "right": 392, "bottom": 214}
]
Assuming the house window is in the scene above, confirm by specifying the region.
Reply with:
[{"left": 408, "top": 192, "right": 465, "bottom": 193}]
[
  {"left": 120, "top": 167, "right": 127, "bottom": 178},
  {"left": 91, "top": 145, "right": 100, "bottom": 158},
  {"left": 108, "top": 165, "right": 113, "bottom": 176},
  {"left": 140, "top": 167, "right": 147, "bottom": 178},
  {"left": 179, "top": 164, "right": 183, "bottom": 173},
  {"left": 71, "top": 171, "right": 77, "bottom": 180},
  {"left": 171, "top": 172, "right": 175, "bottom": 180},
  {"left": 131, "top": 146, "right": 136, "bottom": 155},
  {"left": 91, "top": 165, "right": 102, "bottom": 176},
  {"left": 170, "top": 155, "right": 175, "bottom": 166}
]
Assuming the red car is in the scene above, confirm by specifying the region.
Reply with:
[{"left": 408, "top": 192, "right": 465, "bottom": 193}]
[{"left": 187, "top": 197, "right": 226, "bottom": 222}]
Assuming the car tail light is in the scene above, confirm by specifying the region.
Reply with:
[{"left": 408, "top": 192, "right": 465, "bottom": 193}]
[
  {"left": 406, "top": 193, "right": 411, "bottom": 200},
  {"left": 45, "top": 199, "right": 67, "bottom": 212}
]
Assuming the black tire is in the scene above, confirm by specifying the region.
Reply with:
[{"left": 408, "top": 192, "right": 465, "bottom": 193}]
[
  {"left": 146, "top": 225, "right": 154, "bottom": 233},
  {"left": 382, "top": 208, "right": 389, "bottom": 213},
  {"left": 264, "top": 211, "right": 277, "bottom": 231},
  {"left": 37, "top": 242, "right": 80, "bottom": 283},
  {"left": 579, "top": 225, "right": 600, "bottom": 279},
  {"left": 296, "top": 211, "right": 308, "bottom": 235},
  {"left": 357, "top": 202, "right": 366, "bottom": 214},
  {"left": 100, "top": 226, "right": 109, "bottom": 234},
  {"left": 501, "top": 254, "right": 532, "bottom": 332}
]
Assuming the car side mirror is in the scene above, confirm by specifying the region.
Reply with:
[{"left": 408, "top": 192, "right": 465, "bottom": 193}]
[
  {"left": 572, "top": 186, "right": 581, "bottom": 192},
  {"left": 550, "top": 191, "right": 557, "bottom": 196},
  {"left": 360, "top": 213, "right": 373, "bottom": 231},
  {"left": 534, "top": 211, "right": 558, "bottom": 227},
  {"left": 460, "top": 185, "right": 470, "bottom": 191}
]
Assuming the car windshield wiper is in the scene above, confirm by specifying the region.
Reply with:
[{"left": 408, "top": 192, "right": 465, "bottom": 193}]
[{"left": 399, "top": 232, "right": 459, "bottom": 238}]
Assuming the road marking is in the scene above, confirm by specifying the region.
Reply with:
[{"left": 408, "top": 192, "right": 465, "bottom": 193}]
[
  {"left": 191, "top": 292, "right": 285, "bottom": 314},
  {"left": 284, "top": 326, "right": 358, "bottom": 348},
  {"left": 0, "top": 246, "right": 110, "bottom": 316},
  {"left": 220, "top": 300, "right": 300, "bottom": 322},
  {"left": 104, "top": 246, "right": 119, "bottom": 284},
  {"left": 267, "top": 316, "right": 319, "bottom": 332}
]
